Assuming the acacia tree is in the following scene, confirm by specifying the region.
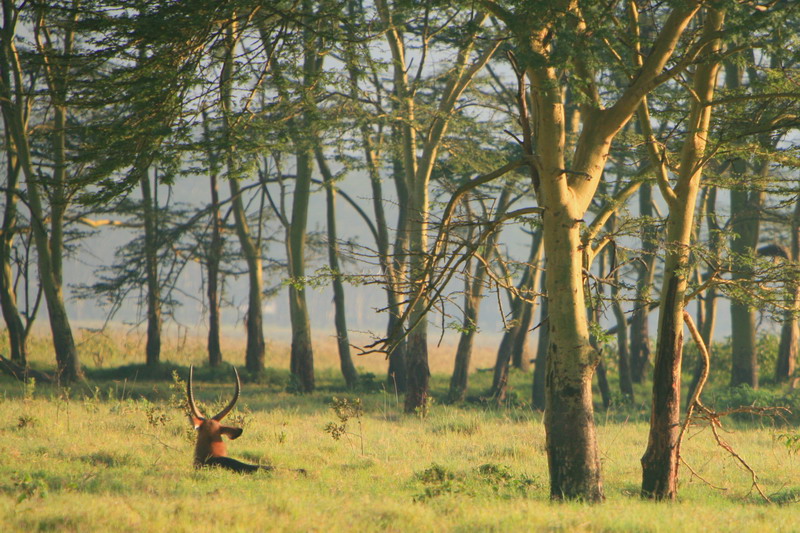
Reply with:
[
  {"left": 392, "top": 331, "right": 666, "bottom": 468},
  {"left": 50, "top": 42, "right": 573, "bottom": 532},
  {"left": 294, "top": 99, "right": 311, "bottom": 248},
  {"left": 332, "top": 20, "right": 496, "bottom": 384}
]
[
  {"left": 0, "top": 0, "right": 83, "bottom": 381},
  {"left": 483, "top": 0, "right": 707, "bottom": 500},
  {"left": 376, "top": 1, "right": 501, "bottom": 413},
  {"left": 640, "top": 7, "right": 725, "bottom": 500},
  {"left": 220, "top": 12, "right": 266, "bottom": 375}
]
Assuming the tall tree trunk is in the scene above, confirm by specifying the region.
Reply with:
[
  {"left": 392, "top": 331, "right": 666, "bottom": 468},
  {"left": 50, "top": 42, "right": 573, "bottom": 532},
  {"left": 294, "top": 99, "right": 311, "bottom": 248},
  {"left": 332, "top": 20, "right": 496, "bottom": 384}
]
[
  {"left": 403, "top": 181, "right": 431, "bottom": 413},
  {"left": 542, "top": 209, "right": 603, "bottom": 501},
  {"left": 491, "top": 230, "right": 542, "bottom": 401},
  {"left": 0, "top": 2, "right": 81, "bottom": 382},
  {"left": 386, "top": 150, "right": 409, "bottom": 392},
  {"left": 202, "top": 114, "right": 223, "bottom": 368},
  {"left": 630, "top": 182, "right": 656, "bottom": 382},
  {"left": 0, "top": 118, "right": 26, "bottom": 364},
  {"left": 532, "top": 270, "right": 548, "bottom": 411},
  {"left": 222, "top": 18, "right": 264, "bottom": 374},
  {"left": 342, "top": 24, "right": 406, "bottom": 393},
  {"left": 641, "top": 8, "right": 724, "bottom": 500},
  {"left": 316, "top": 150, "right": 357, "bottom": 389},
  {"left": 610, "top": 215, "right": 634, "bottom": 402},
  {"left": 494, "top": 0, "right": 700, "bottom": 498},
  {"left": 376, "top": 2, "right": 496, "bottom": 412},
  {"left": 286, "top": 16, "right": 318, "bottom": 392},
  {"left": 728, "top": 167, "right": 765, "bottom": 388},
  {"left": 140, "top": 167, "right": 161, "bottom": 367},
  {"left": 449, "top": 268, "right": 479, "bottom": 403},
  {"left": 287, "top": 155, "right": 315, "bottom": 392},
  {"left": 286, "top": 149, "right": 315, "bottom": 391}
]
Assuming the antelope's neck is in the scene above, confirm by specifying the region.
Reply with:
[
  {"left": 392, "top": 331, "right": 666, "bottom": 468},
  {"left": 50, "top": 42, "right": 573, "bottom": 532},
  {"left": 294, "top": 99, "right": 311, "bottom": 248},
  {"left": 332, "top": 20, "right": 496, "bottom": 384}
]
[{"left": 195, "top": 438, "right": 228, "bottom": 465}]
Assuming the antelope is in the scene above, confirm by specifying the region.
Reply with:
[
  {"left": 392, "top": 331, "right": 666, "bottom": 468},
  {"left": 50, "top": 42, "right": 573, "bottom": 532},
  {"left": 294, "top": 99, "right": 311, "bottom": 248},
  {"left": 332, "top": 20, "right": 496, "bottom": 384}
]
[{"left": 187, "top": 365, "right": 270, "bottom": 473}]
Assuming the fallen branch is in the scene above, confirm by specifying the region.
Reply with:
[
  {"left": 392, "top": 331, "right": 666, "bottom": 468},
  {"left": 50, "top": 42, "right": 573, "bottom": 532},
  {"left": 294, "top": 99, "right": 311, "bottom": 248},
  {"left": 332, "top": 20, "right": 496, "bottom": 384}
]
[{"left": 0, "top": 353, "right": 54, "bottom": 384}]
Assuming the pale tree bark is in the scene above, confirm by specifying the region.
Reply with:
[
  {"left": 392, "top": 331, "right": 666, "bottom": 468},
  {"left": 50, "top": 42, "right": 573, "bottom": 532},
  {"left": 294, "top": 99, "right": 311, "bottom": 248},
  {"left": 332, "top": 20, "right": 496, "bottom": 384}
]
[
  {"left": 222, "top": 17, "right": 264, "bottom": 374},
  {"left": 483, "top": 0, "right": 703, "bottom": 500},
  {"left": 641, "top": 8, "right": 725, "bottom": 501},
  {"left": 0, "top": 0, "right": 81, "bottom": 382}
]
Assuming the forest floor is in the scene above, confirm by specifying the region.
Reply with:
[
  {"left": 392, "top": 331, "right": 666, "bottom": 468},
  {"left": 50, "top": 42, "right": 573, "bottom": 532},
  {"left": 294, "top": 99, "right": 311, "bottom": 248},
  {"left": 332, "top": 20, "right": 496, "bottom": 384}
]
[{"left": 1, "top": 331, "right": 800, "bottom": 532}]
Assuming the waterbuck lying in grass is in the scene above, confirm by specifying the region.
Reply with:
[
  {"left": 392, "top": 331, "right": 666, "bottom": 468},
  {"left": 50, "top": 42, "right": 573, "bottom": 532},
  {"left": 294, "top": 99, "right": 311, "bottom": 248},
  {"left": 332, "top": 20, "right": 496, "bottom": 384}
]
[{"left": 187, "top": 366, "right": 271, "bottom": 473}]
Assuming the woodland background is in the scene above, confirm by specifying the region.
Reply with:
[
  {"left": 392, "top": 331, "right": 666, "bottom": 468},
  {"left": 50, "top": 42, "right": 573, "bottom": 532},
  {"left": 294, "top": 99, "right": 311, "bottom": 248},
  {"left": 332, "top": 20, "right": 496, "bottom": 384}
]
[{"left": 1, "top": 0, "right": 800, "bottom": 509}]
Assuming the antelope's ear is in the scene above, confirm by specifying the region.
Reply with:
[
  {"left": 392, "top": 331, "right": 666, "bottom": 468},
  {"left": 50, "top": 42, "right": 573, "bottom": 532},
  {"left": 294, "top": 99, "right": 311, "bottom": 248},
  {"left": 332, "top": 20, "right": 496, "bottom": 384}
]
[
  {"left": 220, "top": 425, "right": 243, "bottom": 440},
  {"left": 190, "top": 416, "right": 203, "bottom": 429}
]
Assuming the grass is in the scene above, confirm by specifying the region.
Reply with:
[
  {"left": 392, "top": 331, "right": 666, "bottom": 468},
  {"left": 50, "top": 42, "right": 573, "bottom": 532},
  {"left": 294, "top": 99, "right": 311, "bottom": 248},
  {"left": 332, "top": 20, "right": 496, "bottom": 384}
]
[{"left": 1, "top": 331, "right": 800, "bottom": 531}]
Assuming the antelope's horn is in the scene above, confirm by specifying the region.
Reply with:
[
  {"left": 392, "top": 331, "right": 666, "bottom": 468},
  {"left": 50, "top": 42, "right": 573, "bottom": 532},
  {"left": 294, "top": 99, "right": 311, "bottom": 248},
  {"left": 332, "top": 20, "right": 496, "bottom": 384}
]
[
  {"left": 187, "top": 365, "right": 205, "bottom": 421},
  {"left": 212, "top": 367, "right": 240, "bottom": 421}
]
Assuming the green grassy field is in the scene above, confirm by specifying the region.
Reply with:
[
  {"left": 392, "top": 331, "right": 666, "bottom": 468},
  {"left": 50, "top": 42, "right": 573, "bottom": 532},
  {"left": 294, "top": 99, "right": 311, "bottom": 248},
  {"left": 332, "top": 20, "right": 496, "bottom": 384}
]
[{"left": 1, "top": 331, "right": 800, "bottom": 532}]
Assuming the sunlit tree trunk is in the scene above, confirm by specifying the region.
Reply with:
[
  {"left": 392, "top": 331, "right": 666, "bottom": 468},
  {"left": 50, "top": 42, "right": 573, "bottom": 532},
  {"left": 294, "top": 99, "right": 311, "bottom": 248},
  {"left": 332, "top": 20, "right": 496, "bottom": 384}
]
[
  {"left": 641, "top": 8, "right": 725, "bottom": 500},
  {"left": 377, "top": 1, "right": 497, "bottom": 412}
]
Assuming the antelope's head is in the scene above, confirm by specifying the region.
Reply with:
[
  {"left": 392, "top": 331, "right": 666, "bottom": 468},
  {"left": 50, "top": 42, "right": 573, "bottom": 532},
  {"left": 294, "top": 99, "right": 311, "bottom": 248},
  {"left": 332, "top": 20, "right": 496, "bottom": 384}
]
[{"left": 187, "top": 366, "right": 243, "bottom": 467}]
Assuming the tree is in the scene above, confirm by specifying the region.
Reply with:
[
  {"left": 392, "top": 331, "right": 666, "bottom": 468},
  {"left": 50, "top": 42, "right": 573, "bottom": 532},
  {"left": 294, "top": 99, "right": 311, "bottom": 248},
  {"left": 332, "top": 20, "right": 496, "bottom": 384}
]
[
  {"left": 201, "top": 112, "right": 225, "bottom": 367},
  {"left": 0, "top": 114, "right": 27, "bottom": 365},
  {"left": 0, "top": 0, "right": 82, "bottom": 382},
  {"left": 484, "top": 0, "right": 706, "bottom": 500},
  {"left": 640, "top": 7, "right": 725, "bottom": 500},
  {"left": 222, "top": 12, "right": 265, "bottom": 375},
  {"left": 377, "top": 1, "right": 500, "bottom": 413}
]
